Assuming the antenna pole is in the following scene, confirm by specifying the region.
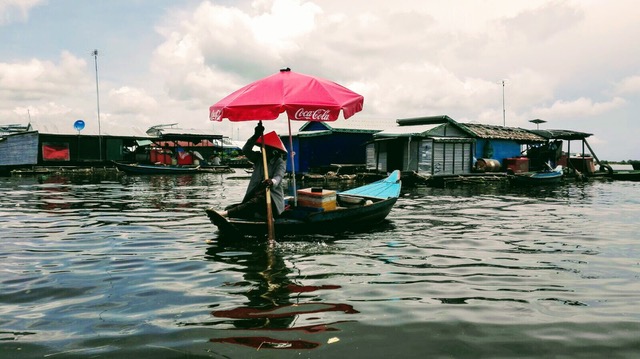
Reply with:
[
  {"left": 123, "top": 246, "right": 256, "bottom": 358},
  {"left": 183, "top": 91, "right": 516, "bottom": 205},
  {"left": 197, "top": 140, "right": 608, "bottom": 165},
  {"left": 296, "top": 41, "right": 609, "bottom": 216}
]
[
  {"left": 93, "top": 49, "right": 103, "bottom": 162},
  {"left": 502, "top": 80, "right": 506, "bottom": 126}
]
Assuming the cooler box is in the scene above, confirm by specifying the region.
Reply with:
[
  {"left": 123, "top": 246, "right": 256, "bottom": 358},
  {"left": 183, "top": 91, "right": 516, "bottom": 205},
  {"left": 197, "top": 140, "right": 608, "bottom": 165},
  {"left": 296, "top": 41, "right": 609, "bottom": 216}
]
[
  {"left": 150, "top": 149, "right": 160, "bottom": 163},
  {"left": 177, "top": 152, "right": 193, "bottom": 165},
  {"left": 503, "top": 157, "right": 529, "bottom": 173},
  {"left": 296, "top": 188, "right": 337, "bottom": 211},
  {"left": 162, "top": 152, "right": 173, "bottom": 165}
]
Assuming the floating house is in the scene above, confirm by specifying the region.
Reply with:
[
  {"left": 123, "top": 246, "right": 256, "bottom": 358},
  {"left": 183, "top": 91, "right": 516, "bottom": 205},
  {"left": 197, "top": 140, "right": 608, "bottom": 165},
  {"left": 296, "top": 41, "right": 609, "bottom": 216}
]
[
  {"left": 0, "top": 121, "right": 225, "bottom": 174},
  {"left": 146, "top": 124, "right": 224, "bottom": 165},
  {"left": 529, "top": 129, "right": 605, "bottom": 175},
  {"left": 368, "top": 116, "right": 548, "bottom": 180},
  {"left": 459, "top": 123, "right": 547, "bottom": 172},
  {"left": 0, "top": 121, "right": 151, "bottom": 174},
  {"left": 368, "top": 116, "right": 474, "bottom": 175},
  {"left": 287, "top": 119, "right": 391, "bottom": 174},
  {"left": 0, "top": 124, "right": 39, "bottom": 173}
]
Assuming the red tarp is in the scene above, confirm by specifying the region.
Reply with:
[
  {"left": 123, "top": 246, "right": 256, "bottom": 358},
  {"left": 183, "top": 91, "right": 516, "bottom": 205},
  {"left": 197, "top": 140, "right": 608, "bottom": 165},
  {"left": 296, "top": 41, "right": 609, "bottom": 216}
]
[{"left": 42, "top": 143, "right": 70, "bottom": 161}]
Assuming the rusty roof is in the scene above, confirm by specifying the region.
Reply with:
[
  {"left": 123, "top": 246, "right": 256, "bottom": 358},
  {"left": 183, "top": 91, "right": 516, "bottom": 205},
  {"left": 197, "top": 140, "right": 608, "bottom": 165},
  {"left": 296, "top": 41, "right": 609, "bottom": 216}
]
[{"left": 460, "top": 123, "right": 545, "bottom": 142}]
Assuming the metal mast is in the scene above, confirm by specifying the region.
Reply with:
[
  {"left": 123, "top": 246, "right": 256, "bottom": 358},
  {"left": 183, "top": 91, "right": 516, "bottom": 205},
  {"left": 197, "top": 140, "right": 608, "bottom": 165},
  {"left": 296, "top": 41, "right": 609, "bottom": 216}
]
[
  {"left": 501, "top": 80, "right": 506, "bottom": 126},
  {"left": 93, "top": 49, "right": 102, "bottom": 161}
]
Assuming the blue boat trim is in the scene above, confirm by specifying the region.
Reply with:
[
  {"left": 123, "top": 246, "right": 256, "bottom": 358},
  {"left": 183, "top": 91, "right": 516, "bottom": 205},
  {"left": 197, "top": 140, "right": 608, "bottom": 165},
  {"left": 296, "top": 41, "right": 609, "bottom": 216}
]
[{"left": 340, "top": 170, "right": 401, "bottom": 199}]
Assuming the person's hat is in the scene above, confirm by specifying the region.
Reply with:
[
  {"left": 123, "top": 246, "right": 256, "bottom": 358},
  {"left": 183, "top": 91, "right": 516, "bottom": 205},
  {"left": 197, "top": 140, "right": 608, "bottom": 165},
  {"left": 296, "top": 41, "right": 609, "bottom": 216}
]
[{"left": 256, "top": 131, "right": 287, "bottom": 153}]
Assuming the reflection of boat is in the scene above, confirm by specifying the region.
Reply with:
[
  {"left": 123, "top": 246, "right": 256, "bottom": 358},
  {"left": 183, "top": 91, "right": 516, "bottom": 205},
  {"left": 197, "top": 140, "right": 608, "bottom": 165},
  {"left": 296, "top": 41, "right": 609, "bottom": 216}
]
[
  {"left": 510, "top": 165, "right": 564, "bottom": 185},
  {"left": 113, "top": 161, "right": 233, "bottom": 175},
  {"left": 205, "top": 240, "right": 357, "bottom": 352},
  {"left": 206, "top": 170, "right": 401, "bottom": 237}
]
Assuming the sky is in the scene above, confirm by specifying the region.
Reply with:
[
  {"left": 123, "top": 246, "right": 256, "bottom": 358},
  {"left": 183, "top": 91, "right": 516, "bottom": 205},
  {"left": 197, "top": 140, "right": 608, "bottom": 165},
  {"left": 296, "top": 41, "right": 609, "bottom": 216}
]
[{"left": 1, "top": 0, "right": 639, "bottom": 161}]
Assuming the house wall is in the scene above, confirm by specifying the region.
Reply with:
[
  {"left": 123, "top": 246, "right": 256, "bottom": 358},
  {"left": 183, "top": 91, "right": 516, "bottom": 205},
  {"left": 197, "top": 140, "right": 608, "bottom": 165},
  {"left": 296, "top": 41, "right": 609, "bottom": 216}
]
[
  {"left": 418, "top": 139, "right": 433, "bottom": 173},
  {"left": 404, "top": 139, "right": 420, "bottom": 171},
  {"left": 0, "top": 131, "right": 39, "bottom": 166},
  {"left": 292, "top": 133, "right": 372, "bottom": 173},
  {"left": 432, "top": 141, "right": 473, "bottom": 175},
  {"left": 474, "top": 139, "right": 522, "bottom": 164},
  {"left": 38, "top": 134, "right": 139, "bottom": 164},
  {"left": 366, "top": 141, "right": 392, "bottom": 172},
  {"left": 366, "top": 143, "right": 376, "bottom": 170},
  {"left": 418, "top": 139, "right": 473, "bottom": 175},
  {"left": 372, "top": 137, "right": 473, "bottom": 175}
]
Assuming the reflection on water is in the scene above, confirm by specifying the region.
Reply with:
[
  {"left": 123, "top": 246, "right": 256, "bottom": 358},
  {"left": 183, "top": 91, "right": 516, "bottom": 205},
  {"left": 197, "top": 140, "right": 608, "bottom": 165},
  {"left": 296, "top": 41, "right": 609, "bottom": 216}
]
[
  {"left": 1, "top": 172, "right": 640, "bottom": 358},
  {"left": 205, "top": 242, "right": 357, "bottom": 350}
]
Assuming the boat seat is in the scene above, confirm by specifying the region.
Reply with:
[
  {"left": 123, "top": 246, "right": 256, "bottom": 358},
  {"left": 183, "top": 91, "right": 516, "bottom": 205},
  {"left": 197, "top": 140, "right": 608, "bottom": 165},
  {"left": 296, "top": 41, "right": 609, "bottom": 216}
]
[{"left": 337, "top": 194, "right": 365, "bottom": 207}]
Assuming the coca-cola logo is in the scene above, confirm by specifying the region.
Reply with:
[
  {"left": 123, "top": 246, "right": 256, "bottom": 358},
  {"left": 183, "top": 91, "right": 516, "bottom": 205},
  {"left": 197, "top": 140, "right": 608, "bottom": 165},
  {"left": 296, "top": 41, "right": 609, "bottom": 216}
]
[
  {"left": 210, "top": 109, "right": 223, "bottom": 121},
  {"left": 294, "top": 108, "right": 331, "bottom": 121}
]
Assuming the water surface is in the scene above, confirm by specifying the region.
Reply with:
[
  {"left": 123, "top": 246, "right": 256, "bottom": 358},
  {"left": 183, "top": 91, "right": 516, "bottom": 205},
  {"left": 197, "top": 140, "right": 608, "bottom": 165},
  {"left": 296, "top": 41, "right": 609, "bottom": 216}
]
[{"left": 1, "top": 171, "right": 639, "bottom": 358}]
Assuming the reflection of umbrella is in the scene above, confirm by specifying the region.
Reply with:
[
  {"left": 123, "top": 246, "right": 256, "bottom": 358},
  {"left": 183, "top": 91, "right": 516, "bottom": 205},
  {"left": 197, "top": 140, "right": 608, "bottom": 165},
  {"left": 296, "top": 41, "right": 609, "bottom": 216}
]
[{"left": 209, "top": 68, "right": 364, "bottom": 240}]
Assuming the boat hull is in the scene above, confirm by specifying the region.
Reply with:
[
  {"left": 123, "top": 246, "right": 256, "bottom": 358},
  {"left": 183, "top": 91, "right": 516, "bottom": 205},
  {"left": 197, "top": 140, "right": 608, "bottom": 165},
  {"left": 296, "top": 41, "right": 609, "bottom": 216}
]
[
  {"left": 510, "top": 166, "right": 563, "bottom": 185},
  {"left": 206, "top": 197, "right": 397, "bottom": 237},
  {"left": 610, "top": 170, "right": 640, "bottom": 181},
  {"left": 113, "top": 161, "right": 232, "bottom": 175},
  {"left": 206, "top": 170, "right": 401, "bottom": 238}
]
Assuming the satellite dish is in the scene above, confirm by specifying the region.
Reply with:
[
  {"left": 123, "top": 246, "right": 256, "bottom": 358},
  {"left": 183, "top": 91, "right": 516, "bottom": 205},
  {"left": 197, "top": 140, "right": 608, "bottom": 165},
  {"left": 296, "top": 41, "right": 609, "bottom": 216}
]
[{"left": 74, "top": 120, "right": 85, "bottom": 132}]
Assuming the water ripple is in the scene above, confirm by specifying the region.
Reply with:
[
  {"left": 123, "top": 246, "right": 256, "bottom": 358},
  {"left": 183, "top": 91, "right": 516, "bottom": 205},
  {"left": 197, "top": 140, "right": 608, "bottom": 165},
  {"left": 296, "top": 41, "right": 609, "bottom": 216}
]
[{"left": 1, "top": 174, "right": 640, "bottom": 357}]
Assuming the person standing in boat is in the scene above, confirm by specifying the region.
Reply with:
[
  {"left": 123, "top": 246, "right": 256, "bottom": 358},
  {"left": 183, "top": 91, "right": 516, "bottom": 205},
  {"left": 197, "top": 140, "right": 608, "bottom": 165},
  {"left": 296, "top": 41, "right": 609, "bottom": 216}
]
[{"left": 222, "top": 123, "right": 287, "bottom": 219}]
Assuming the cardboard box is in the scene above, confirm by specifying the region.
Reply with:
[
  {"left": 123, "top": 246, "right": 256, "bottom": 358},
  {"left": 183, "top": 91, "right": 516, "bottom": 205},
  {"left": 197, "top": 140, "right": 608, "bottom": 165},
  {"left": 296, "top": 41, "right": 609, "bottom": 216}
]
[{"left": 297, "top": 188, "right": 337, "bottom": 211}]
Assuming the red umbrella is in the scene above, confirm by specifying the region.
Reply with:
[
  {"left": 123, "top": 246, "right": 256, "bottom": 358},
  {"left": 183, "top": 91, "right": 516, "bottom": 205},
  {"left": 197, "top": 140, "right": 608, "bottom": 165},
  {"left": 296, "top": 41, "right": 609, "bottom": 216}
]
[
  {"left": 209, "top": 68, "right": 364, "bottom": 241},
  {"left": 209, "top": 68, "right": 364, "bottom": 123}
]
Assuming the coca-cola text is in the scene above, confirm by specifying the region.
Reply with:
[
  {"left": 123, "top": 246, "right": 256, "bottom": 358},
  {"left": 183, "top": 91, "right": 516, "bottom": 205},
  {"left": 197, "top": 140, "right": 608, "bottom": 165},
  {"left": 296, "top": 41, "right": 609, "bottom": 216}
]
[{"left": 294, "top": 108, "right": 331, "bottom": 121}]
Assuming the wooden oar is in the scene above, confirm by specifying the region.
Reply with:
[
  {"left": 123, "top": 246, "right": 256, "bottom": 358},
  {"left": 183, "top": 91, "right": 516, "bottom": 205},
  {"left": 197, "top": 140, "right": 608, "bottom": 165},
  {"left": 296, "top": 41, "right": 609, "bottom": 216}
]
[{"left": 259, "top": 124, "right": 276, "bottom": 243}]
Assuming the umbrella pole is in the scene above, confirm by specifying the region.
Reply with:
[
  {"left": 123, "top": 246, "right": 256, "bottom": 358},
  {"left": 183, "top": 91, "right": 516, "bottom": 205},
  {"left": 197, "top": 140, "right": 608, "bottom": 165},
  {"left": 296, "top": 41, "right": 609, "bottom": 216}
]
[
  {"left": 260, "top": 128, "right": 276, "bottom": 243},
  {"left": 287, "top": 118, "right": 298, "bottom": 206}
]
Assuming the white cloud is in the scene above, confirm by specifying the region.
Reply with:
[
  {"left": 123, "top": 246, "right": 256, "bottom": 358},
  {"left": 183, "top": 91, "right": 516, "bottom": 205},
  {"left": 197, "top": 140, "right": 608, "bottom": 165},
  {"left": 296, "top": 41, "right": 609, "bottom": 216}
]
[
  {"left": 108, "top": 86, "right": 158, "bottom": 114},
  {"left": 533, "top": 97, "right": 626, "bottom": 119},
  {"left": 3, "top": 0, "right": 640, "bottom": 160},
  {"left": 613, "top": 75, "right": 640, "bottom": 96},
  {"left": 0, "top": 0, "right": 43, "bottom": 25},
  {"left": 0, "top": 51, "right": 90, "bottom": 102},
  {"left": 251, "top": 0, "right": 322, "bottom": 52}
]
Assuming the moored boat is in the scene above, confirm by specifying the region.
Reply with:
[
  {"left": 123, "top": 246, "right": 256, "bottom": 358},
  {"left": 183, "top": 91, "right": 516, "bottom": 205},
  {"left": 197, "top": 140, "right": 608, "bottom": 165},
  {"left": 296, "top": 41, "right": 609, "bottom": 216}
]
[
  {"left": 113, "top": 161, "right": 233, "bottom": 175},
  {"left": 206, "top": 170, "right": 402, "bottom": 238},
  {"left": 609, "top": 170, "right": 640, "bottom": 181},
  {"left": 510, "top": 165, "right": 564, "bottom": 185}
]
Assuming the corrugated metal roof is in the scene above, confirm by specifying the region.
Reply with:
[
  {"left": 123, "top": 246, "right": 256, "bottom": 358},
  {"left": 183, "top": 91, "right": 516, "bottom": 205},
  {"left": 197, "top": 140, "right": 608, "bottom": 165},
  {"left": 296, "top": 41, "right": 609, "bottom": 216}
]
[
  {"left": 460, "top": 123, "right": 545, "bottom": 142},
  {"left": 146, "top": 124, "right": 220, "bottom": 138},
  {"left": 295, "top": 130, "right": 332, "bottom": 137},
  {"left": 0, "top": 124, "right": 32, "bottom": 135},
  {"left": 29, "top": 121, "right": 151, "bottom": 138},
  {"left": 396, "top": 115, "right": 455, "bottom": 126},
  {"left": 429, "top": 136, "right": 475, "bottom": 143},
  {"left": 375, "top": 123, "right": 442, "bottom": 137},
  {"left": 300, "top": 118, "right": 396, "bottom": 133},
  {"left": 211, "top": 138, "right": 243, "bottom": 149},
  {"left": 529, "top": 129, "right": 592, "bottom": 140}
]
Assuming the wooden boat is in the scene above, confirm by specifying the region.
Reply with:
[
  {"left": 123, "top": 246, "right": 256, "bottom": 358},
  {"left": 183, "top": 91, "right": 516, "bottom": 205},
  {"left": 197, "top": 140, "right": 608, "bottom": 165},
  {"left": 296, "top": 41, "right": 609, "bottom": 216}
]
[
  {"left": 609, "top": 170, "right": 640, "bottom": 181},
  {"left": 206, "top": 170, "right": 402, "bottom": 237},
  {"left": 510, "top": 165, "right": 564, "bottom": 185},
  {"left": 113, "top": 161, "right": 232, "bottom": 175}
]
